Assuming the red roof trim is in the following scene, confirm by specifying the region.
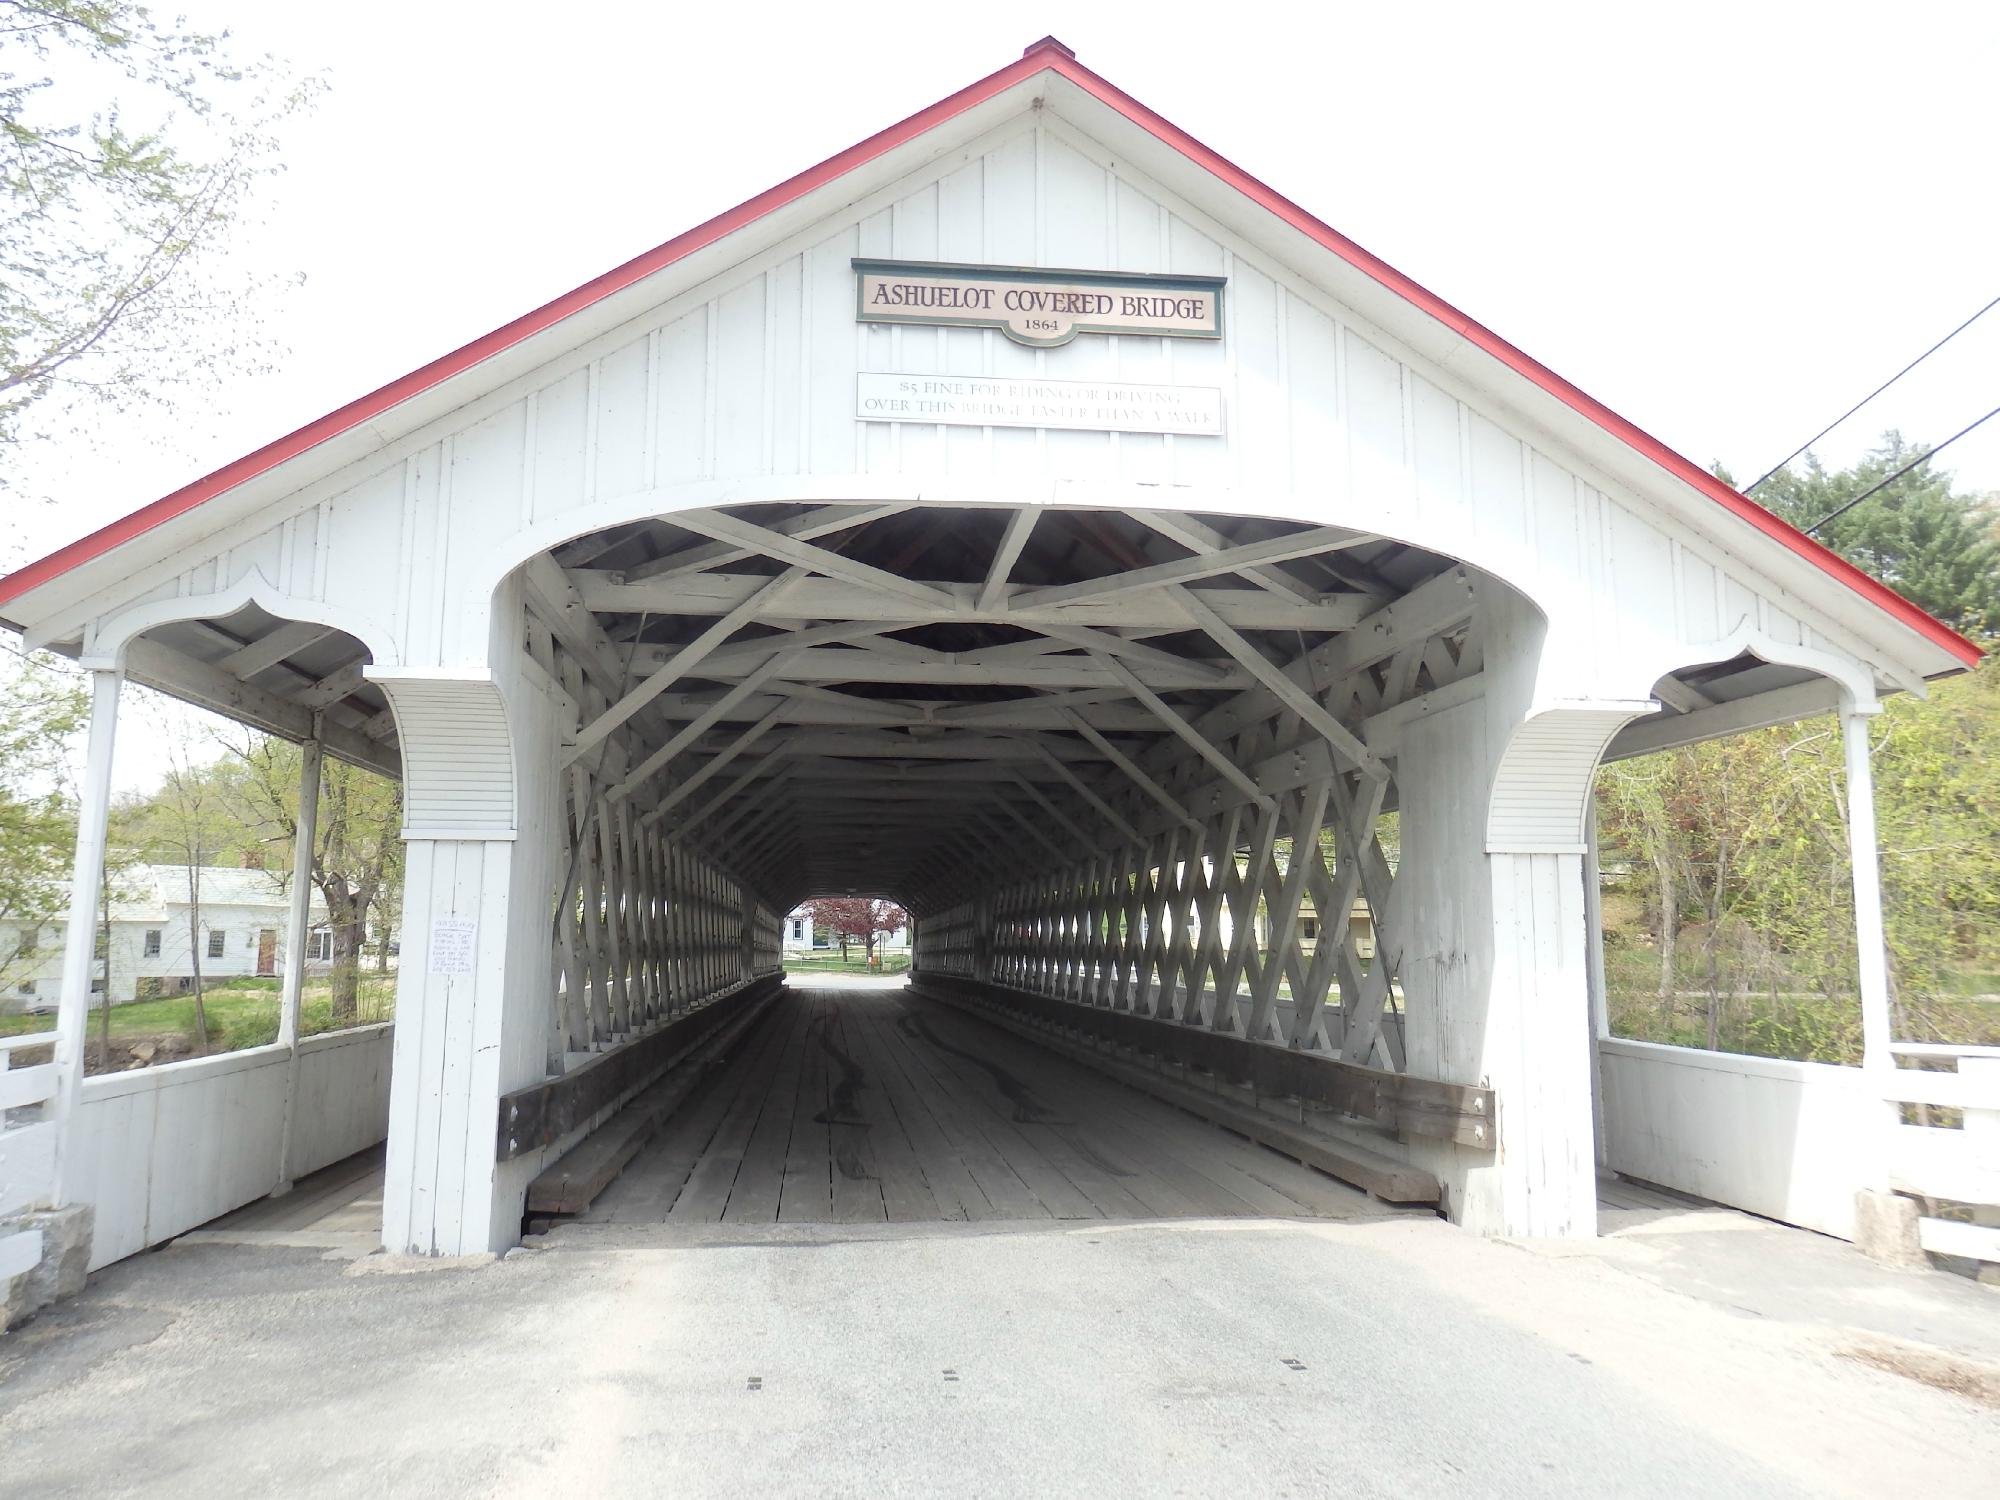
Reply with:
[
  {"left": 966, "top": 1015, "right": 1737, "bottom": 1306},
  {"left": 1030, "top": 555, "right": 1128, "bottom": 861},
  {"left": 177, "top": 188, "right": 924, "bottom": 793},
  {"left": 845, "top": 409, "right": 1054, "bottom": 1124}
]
[
  {"left": 0, "top": 47, "right": 1054, "bottom": 609},
  {"left": 2, "top": 39, "right": 1979, "bottom": 668},
  {"left": 1035, "top": 51, "right": 1980, "bottom": 668}
]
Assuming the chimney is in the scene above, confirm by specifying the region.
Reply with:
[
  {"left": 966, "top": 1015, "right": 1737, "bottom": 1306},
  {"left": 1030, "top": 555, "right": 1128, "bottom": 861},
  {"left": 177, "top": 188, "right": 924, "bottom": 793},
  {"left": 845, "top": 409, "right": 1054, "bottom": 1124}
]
[{"left": 240, "top": 849, "right": 266, "bottom": 870}]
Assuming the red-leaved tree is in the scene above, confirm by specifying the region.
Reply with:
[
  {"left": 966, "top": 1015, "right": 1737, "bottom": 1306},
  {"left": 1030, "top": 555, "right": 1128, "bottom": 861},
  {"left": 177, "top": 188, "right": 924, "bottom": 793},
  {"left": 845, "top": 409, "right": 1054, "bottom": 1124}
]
[{"left": 804, "top": 898, "right": 906, "bottom": 962}]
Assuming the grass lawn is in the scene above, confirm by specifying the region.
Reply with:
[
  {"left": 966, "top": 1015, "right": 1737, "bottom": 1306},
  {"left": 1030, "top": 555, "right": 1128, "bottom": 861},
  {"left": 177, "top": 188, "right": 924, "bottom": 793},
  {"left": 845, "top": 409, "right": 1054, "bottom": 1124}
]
[
  {"left": 1, "top": 974, "right": 397, "bottom": 1057},
  {"left": 784, "top": 951, "right": 911, "bottom": 974}
]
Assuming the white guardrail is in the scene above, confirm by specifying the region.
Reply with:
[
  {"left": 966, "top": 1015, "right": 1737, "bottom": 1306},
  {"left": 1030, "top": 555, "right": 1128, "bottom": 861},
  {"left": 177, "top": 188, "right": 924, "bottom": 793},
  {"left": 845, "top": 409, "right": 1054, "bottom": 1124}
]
[
  {"left": 1885, "top": 1044, "right": 2000, "bottom": 1264},
  {"left": 0, "top": 1033, "right": 60, "bottom": 1282}
]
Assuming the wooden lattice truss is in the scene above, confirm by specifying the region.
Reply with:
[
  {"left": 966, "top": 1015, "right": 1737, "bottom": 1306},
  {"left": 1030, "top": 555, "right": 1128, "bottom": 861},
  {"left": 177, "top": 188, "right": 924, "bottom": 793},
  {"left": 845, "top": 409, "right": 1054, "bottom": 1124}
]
[{"left": 518, "top": 502, "right": 1492, "bottom": 1072}]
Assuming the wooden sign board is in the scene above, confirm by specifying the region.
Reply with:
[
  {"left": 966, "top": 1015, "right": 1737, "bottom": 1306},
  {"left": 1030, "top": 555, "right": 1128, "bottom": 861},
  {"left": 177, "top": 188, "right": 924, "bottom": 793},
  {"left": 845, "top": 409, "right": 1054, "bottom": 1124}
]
[{"left": 855, "top": 259, "right": 1224, "bottom": 347}]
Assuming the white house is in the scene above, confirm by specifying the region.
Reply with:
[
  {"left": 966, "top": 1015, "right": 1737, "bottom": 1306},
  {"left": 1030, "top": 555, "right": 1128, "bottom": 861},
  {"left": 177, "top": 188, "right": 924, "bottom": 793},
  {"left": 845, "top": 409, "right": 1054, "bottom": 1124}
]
[
  {"left": 1, "top": 863, "right": 328, "bottom": 1013},
  {"left": 781, "top": 904, "right": 910, "bottom": 955}
]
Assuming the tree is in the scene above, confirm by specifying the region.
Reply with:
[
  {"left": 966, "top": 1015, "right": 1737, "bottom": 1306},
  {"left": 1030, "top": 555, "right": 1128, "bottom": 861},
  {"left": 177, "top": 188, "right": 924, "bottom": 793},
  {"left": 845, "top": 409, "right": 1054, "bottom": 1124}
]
[
  {"left": 804, "top": 898, "right": 906, "bottom": 963},
  {"left": 119, "top": 729, "right": 240, "bottom": 1047},
  {"left": 1596, "top": 658, "right": 2000, "bottom": 1062},
  {"left": 1741, "top": 432, "right": 2000, "bottom": 638},
  {"left": 0, "top": 2, "right": 320, "bottom": 463},
  {"left": 91, "top": 842, "right": 141, "bottom": 1069},
  {"left": 1593, "top": 440, "right": 2000, "bottom": 1062},
  {"left": 0, "top": 647, "right": 84, "bottom": 994},
  {"left": 225, "top": 733, "right": 401, "bottom": 1026}
]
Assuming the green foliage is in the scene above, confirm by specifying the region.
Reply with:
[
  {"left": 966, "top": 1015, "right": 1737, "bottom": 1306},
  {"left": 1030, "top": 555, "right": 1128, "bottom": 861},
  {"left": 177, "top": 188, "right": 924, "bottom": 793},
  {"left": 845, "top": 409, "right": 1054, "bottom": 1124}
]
[
  {"left": 0, "top": 0, "right": 321, "bottom": 463},
  {"left": 0, "top": 648, "right": 85, "bottom": 987},
  {"left": 223, "top": 732, "right": 402, "bottom": 1022},
  {"left": 1744, "top": 432, "right": 2000, "bottom": 637},
  {"left": 1600, "top": 439, "right": 1999, "bottom": 1062},
  {"left": 0, "top": 973, "right": 395, "bottom": 1056},
  {"left": 783, "top": 951, "right": 912, "bottom": 974},
  {"left": 1597, "top": 659, "right": 2000, "bottom": 1063}
]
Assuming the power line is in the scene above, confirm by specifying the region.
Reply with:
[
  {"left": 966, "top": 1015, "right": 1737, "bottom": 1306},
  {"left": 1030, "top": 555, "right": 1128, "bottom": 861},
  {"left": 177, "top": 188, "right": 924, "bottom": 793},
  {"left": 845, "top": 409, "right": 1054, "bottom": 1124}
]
[
  {"left": 1803, "top": 402, "right": 2000, "bottom": 535},
  {"left": 1747, "top": 291, "right": 2000, "bottom": 494}
]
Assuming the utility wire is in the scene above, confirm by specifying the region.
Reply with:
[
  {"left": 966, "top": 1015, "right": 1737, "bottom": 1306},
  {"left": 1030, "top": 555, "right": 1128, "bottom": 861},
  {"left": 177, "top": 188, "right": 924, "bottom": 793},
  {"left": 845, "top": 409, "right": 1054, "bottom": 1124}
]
[
  {"left": 1802, "top": 402, "right": 2000, "bottom": 535},
  {"left": 1747, "top": 292, "right": 2000, "bottom": 494}
]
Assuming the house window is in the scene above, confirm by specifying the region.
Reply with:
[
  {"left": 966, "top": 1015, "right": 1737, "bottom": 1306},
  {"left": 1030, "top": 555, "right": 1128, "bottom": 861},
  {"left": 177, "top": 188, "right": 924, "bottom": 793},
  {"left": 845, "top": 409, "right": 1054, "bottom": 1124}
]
[
  {"left": 93, "top": 927, "right": 107, "bottom": 960},
  {"left": 1300, "top": 917, "right": 1318, "bottom": 940},
  {"left": 144, "top": 929, "right": 162, "bottom": 957},
  {"left": 17, "top": 928, "right": 36, "bottom": 955},
  {"left": 308, "top": 929, "right": 333, "bottom": 962},
  {"left": 206, "top": 930, "right": 227, "bottom": 960},
  {"left": 89, "top": 978, "right": 105, "bottom": 995}
]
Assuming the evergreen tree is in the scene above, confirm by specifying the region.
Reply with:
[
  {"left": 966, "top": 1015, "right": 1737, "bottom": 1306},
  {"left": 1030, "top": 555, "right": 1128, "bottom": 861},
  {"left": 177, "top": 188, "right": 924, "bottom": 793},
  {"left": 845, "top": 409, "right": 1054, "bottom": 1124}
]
[{"left": 1743, "top": 432, "right": 2000, "bottom": 639}]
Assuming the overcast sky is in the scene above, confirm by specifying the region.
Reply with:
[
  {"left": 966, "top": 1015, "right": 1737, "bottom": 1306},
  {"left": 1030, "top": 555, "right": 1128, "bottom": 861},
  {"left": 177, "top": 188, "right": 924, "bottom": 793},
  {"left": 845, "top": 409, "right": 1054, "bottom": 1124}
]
[
  {"left": 7, "top": 0, "right": 1998, "bottom": 568},
  {"left": 5, "top": 1, "right": 1997, "bottom": 797}
]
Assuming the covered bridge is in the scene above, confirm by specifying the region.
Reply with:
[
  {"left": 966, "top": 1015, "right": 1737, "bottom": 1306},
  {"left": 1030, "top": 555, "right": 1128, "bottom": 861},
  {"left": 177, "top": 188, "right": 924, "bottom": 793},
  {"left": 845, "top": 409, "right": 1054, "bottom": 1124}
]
[{"left": 0, "top": 40, "right": 1981, "bottom": 1291}]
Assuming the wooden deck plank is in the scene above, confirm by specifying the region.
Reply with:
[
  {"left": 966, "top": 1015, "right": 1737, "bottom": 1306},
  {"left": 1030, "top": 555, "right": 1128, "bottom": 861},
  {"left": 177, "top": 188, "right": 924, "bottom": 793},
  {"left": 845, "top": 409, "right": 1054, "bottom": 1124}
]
[
  {"left": 953, "top": 1032, "right": 1266, "bottom": 1218},
  {"left": 206, "top": 1147, "right": 385, "bottom": 1234},
  {"left": 722, "top": 992, "right": 820, "bottom": 1223},
  {"left": 579, "top": 985, "right": 1390, "bottom": 1230},
  {"left": 843, "top": 1004, "right": 979, "bottom": 1221},
  {"left": 882, "top": 999, "right": 1102, "bottom": 1220},
  {"left": 860, "top": 999, "right": 1052, "bottom": 1220},
  {"left": 822, "top": 1006, "right": 897, "bottom": 1224},
  {"left": 589, "top": 1028, "right": 778, "bottom": 1223},
  {"left": 674, "top": 996, "right": 814, "bottom": 1223},
  {"left": 905, "top": 1002, "right": 1186, "bottom": 1219},
  {"left": 778, "top": 995, "right": 837, "bottom": 1224},
  {"left": 949, "top": 1012, "right": 1367, "bottom": 1218}
]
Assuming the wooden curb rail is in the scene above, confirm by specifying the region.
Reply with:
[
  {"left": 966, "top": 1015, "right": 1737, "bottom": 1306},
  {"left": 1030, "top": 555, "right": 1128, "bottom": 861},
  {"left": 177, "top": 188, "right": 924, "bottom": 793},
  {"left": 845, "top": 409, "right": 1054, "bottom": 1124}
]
[{"left": 908, "top": 975, "right": 1486, "bottom": 1205}]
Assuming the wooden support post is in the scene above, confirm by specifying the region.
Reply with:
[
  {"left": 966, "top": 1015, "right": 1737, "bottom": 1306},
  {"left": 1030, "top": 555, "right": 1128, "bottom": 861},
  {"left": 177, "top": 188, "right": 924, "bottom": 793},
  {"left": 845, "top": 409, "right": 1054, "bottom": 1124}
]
[
  {"left": 49, "top": 667, "right": 122, "bottom": 1207},
  {"left": 277, "top": 735, "right": 324, "bottom": 1051},
  {"left": 272, "top": 732, "right": 324, "bottom": 1194},
  {"left": 1841, "top": 704, "right": 1895, "bottom": 1073}
]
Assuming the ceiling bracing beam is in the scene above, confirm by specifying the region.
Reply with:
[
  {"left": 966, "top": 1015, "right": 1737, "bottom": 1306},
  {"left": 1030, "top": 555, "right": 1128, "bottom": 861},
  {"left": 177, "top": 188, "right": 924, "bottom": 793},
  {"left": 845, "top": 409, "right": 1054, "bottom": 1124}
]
[
  {"left": 1174, "top": 585, "right": 1387, "bottom": 781},
  {"left": 666, "top": 509, "right": 958, "bottom": 610},
  {"left": 1004, "top": 525, "right": 1379, "bottom": 613},
  {"left": 1090, "top": 651, "right": 1272, "bottom": 812},
  {"left": 623, "top": 502, "right": 913, "bottom": 582},
  {"left": 976, "top": 506, "right": 1041, "bottom": 612},
  {"left": 1058, "top": 707, "right": 1196, "bottom": 830},
  {"left": 563, "top": 566, "right": 805, "bottom": 766},
  {"left": 610, "top": 650, "right": 799, "bottom": 801}
]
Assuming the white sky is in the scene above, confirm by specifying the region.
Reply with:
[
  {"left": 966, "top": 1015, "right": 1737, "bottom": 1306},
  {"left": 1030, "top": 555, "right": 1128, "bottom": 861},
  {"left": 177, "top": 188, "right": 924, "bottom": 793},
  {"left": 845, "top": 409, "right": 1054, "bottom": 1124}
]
[{"left": 5, "top": 0, "right": 1998, "bottom": 792}]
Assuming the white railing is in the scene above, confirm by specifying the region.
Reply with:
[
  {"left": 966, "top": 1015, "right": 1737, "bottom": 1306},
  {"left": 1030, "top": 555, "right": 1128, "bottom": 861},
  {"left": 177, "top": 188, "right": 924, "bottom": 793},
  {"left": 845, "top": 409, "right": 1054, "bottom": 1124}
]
[
  {"left": 1598, "top": 1037, "right": 1878, "bottom": 1239},
  {"left": 65, "top": 1024, "right": 394, "bottom": 1270},
  {"left": 1885, "top": 1043, "right": 2000, "bottom": 1265},
  {"left": 0, "top": 1032, "right": 60, "bottom": 1281}
]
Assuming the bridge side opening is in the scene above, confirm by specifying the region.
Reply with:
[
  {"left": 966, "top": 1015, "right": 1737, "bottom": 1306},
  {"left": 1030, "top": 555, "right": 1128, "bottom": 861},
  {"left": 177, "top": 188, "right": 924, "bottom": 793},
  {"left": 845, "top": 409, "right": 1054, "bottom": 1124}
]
[
  {"left": 1591, "top": 651, "right": 1995, "bottom": 1261},
  {"left": 479, "top": 501, "right": 1569, "bottom": 1240},
  {"left": 9, "top": 603, "right": 401, "bottom": 1289}
]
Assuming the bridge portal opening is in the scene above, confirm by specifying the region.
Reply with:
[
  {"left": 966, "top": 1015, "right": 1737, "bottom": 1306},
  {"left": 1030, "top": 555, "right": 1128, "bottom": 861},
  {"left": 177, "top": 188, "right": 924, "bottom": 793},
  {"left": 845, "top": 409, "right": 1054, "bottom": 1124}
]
[{"left": 507, "top": 501, "right": 1509, "bottom": 1231}]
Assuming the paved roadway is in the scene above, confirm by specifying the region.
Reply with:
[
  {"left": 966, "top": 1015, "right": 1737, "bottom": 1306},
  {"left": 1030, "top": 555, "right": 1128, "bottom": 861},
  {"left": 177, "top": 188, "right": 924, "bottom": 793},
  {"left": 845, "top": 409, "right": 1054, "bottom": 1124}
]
[{"left": 3, "top": 1198, "right": 1997, "bottom": 1496}]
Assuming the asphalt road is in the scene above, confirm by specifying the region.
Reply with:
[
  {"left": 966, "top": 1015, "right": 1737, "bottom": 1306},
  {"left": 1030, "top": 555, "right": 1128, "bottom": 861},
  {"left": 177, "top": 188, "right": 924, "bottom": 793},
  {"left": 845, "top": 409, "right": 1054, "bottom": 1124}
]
[{"left": 2, "top": 1211, "right": 1995, "bottom": 1497}]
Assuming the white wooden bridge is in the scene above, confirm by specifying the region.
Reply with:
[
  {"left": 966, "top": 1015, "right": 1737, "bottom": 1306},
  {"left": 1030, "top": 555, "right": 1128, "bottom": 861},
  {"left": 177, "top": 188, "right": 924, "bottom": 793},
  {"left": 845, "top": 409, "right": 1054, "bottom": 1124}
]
[{"left": 1, "top": 39, "right": 1992, "bottom": 1317}]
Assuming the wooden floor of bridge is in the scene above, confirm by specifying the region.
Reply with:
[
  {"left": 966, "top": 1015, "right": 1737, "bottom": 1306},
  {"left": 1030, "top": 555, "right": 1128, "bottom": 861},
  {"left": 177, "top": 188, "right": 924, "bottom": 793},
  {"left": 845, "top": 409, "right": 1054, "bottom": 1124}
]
[{"left": 582, "top": 982, "right": 1378, "bottom": 1226}]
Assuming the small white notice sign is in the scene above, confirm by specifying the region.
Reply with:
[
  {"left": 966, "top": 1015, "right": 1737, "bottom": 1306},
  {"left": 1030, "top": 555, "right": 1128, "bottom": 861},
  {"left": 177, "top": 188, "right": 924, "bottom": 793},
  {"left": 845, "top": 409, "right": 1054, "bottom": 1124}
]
[
  {"left": 428, "top": 916, "right": 477, "bottom": 977},
  {"left": 856, "top": 373, "right": 1224, "bottom": 437}
]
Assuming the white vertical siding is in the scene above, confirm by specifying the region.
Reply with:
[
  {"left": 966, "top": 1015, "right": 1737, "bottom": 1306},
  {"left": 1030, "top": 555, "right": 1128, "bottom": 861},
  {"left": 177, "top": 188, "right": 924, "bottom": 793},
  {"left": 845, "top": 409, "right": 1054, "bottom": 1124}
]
[{"left": 54, "top": 110, "right": 1901, "bottom": 709}]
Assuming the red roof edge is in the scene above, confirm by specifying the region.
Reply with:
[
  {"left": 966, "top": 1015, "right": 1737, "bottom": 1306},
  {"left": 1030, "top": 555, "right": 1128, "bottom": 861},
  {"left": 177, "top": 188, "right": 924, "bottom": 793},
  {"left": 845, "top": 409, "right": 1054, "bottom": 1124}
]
[
  {"left": 1, "top": 39, "right": 1980, "bottom": 669},
  {"left": 0, "top": 44, "right": 1056, "bottom": 611}
]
